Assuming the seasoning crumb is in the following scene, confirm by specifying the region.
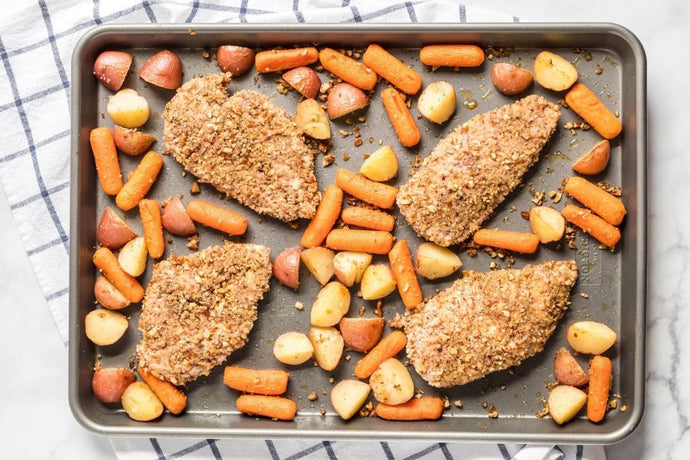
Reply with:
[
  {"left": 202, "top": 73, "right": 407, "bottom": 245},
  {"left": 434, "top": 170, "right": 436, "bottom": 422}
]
[
  {"left": 186, "top": 234, "right": 199, "bottom": 250},
  {"left": 520, "top": 210, "right": 530, "bottom": 220},
  {"left": 481, "top": 401, "right": 488, "bottom": 409},
  {"left": 488, "top": 406, "right": 499, "bottom": 418},
  {"left": 358, "top": 305, "right": 366, "bottom": 316},
  {"left": 308, "top": 392, "right": 318, "bottom": 401},
  {"left": 580, "top": 292, "right": 589, "bottom": 299},
  {"left": 536, "top": 407, "right": 549, "bottom": 418},
  {"left": 320, "top": 408, "right": 327, "bottom": 416},
  {"left": 620, "top": 404, "right": 628, "bottom": 412},
  {"left": 190, "top": 181, "right": 201, "bottom": 194},
  {"left": 295, "top": 301, "right": 304, "bottom": 311},
  {"left": 608, "top": 398, "right": 618, "bottom": 410},
  {"left": 343, "top": 153, "right": 350, "bottom": 161},
  {"left": 374, "top": 300, "right": 383, "bottom": 317},
  {"left": 354, "top": 138, "right": 363, "bottom": 147},
  {"left": 454, "top": 400, "right": 463, "bottom": 408},
  {"left": 322, "top": 153, "right": 335, "bottom": 167},
  {"left": 201, "top": 50, "right": 210, "bottom": 59}
]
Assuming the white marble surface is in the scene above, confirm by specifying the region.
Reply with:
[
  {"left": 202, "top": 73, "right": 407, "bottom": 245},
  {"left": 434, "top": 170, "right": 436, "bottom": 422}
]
[{"left": 0, "top": 0, "right": 688, "bottom": 458}]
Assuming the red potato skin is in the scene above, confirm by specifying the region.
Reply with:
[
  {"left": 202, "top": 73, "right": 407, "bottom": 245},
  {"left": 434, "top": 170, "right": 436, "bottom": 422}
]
[
  {"left": 216, "top": 45, "right": 255, "bottom": 77},
  {"left": 112, "top": 125, "right": 156, "bottom": 156},
  {"left": 93, "top": 276, "right": 131, "bottom": 310},
  {"left": 97, "top": 207, "right": 137, "bottom": 249},
  {"left": 327, "top": 83, "right": 370, "bottom": 119},
  {"left": 490, "top": 63, "right": 533, "bottom": 96},
  {"left": 93, "top": 51, "right": 132, "bottom": 91},
  {"left": 282, "top": 67, "right": 321, "bottom": 99},
  {"left": 139, "top": 50, "right": 183, "bottom": 89},
  {"left": 161, "top": 196, "right": 197, "bottom": 236},
  {"left": 92, "top": 368, "right": 136, "bottom": 403},
  {"left": 339, "top": 317, "right": 385, "bottom": 352},
  {"left": 273, "top": 247, "right": 301, "bottom": 289}
]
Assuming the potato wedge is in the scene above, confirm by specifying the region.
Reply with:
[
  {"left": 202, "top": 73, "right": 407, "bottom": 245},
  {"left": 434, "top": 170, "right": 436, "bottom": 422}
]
[
  {"left": 566, "top": 321, "right": 617, "bottom": 355},
  {"left": 273, "top": 331, "right": 314, "bottom": 365},
  {"left": 327, "top": 83, "right": 370, "bottom": 119},
  {"left": 333, "top": 251, "right": 372, "bottom": 287},
  {"left": 216, "top": 45, "right": 255, "bottom": 77},
  {"left": 360, "top": 264, "right": 396, "bottom": 300},
  {"left": 118, "top": 236, "right": 147, "bottom": 277},
  {"left": 92, "top": 367, "right": 136, "bottom": 403},
  {"left": 417, "top": 81, "right": 456, "bottom": 124},
  {"left": 139, "top": 50, "right": 182, "bottom": 90},
  {"left": 554, "top": 347, "right": 589, "bottom": 387},
  {"left": 529, "top": 206, "right": 566, "bottom": 244},
  {"left": 273, "top": 246, "right": 302, "bottom": 289},
  {"left": 490, "top": 63, "right": 533, "bottom": 95},
  {"left": 572, "top": 139, "right": 611, "bottom": 175},
  {"left": 121, "top": 381, "right": 164, "bottom": 421},
  {"left": 161, "top": 196, "right": 197, "bottom": 237},
  {"left": 84, "top": 309, "right": 128, "bottom": 346},
  {"left": 295, "top": 98, "right": 330, "bottom": 140},
  {"left": 107, "top": 88, "right": 150, "bottom": 128},
  {"left": 534, "top": 51, "right": 578, "bottom": 91},
  {"left": 309, "top": 326, "right": 344, "bottom": 371},
  {"left": 301, "top": 246, "right": 335, "bottom": 285},
  {"left": 414, "top": 242, "right": 462, "bottom": 280},
  {"left": 93, "top": 276, "right": 130, "bottom": 310},
  {"left": 112, "top": 125, "right": 156, "bottom": 156},
  {"left": 93, "top": 51, "right": 132, "bottom": 92},
  {"left": 97, "top": 207, "right": 137, "bottom": 250},
  {"left": 339, "top": 317, "right": 385, "bottom": 352},
  {"left": 330, "top": 379, "right": 371, "bottom": 420},
  {"left": 311, "top": 281, "right": 351, "bottom": 327},
  {"left": 548, "top": 385, "right": 587, "bottom": 425},
  {"left": 359, "top": 145, "right": 398, "bottom": 182},
  {"left": 283, "top": 66, "right": 321, "bottom": 99},
  {"left": 369, "top": 358, "right": 414, "bottom": 405}
]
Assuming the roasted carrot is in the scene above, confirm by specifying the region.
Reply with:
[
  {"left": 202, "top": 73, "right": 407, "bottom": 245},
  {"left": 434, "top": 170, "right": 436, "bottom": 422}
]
[
  {"left": 376, "top": 397, "right": 444, "bottom": 421},
  {"left": 89, "top": 127, "right": 123, "bottom": 196},
  {"left": 255, "top": 47, "right": 319, "bottom": 73},
  {"left": 565, "top": 83, "right": 622, "bottom": 139},
  {"left": 223, "top": 366, "right": 289, "bottom": 396},
  {"left": 326, "top": 229, "right": 393, "bottom": 255},
  {"left": 362, "top": 44, "right": 422, "bottom": 95},
  {"left": 138, "top": 368, "right": 187, "bottom": 415},
  {"left": 236, "top": 395, "right": 297, "bottom": 421},
  {"left": 340, "top": 206, "right": 395, "bottom": 232},
  {"left": 420, "top": 44, "right": 485, "bottom": 68},
  {"left": 319, "top": 48, "right": 378, "bottom": 91},
  {"left": 388, "top": 240, "right": 423, "bottom": 309},
  {"left": 472, "top": 228, "right": 540, "bottom": 254},
  {"left": 139, "top": 199, "right": 165, "bottom": 259},
  {"left": 92, "top": 247, "right": 144, "bottom": 303},
  {"left": 300, "top": 185, "right": 343, "bottom": 248},
  {"left": 587, "top": 356, "right": 612, "bottom": 423},
  {"left": 115, "top": 151, "right": 164, "bottom": 211},
  {"left": 354, "top": 330, "right": 407, "bottom": 379},
  {"left": 561, "top": 205, "right": 621, "bottom": 247},
  {"left": 565, "top": 177, "right": 626, "bottom": 226},
  {"left": 381, "top": 87, "right": 421, "bottom": 147},
  {"left": 186, "top": 200, "right": 248, "bottom": 236},
  {"left": 335, "top": 168, "right": 398, "bottom": 209}
]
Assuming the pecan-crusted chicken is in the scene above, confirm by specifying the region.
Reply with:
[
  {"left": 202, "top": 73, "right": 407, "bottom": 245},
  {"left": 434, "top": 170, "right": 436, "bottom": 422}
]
[
  {"left": 163, "top": 73, "right": 319, "bottom": 222},
  {"left": 403, "top": 260, "right": 578, "bottom": 388},
  {"left": 397, "top": 95, "right": 560, "bottom": 247},
  {"left": 136, "top": 243, "right": 271, "bottom": 386}
]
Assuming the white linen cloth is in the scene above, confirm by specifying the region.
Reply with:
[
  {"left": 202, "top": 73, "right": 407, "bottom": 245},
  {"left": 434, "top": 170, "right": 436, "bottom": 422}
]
[{"left": 0, "top": 1, "right": 605, "bottom": 458}]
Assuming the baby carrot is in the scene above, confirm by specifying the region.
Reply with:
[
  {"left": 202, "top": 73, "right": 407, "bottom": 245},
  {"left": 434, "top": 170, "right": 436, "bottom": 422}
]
[
  {"left": 236, "top": 395, "right": 297, "bottom": 421},
  {"left": 388, "top": 240, "right": 423, "bottom": 309},
  {"left": 362, "top": 44, "right": 422, "bottom": 95},
  {"left": 139, "top": 199, "right": 164, "bottom": 259},
  {"left": 340, "top": 206, "right": 395, "bottom": 232},
  {"left": 565, "top": 177, "right": 626, "bottom": 226},
  {"left": 376, "top": 397, "right": 444, "bottom": 421},
  {"left": 381, "top": 87, "right": 421, "bottom": 148},
  {"left": 587, "top": 356, "right": 612, "bottom": 423},
  {"left": 561, "top": 205, "right": 621, "bottom": 247},
  {"left": 354, "top": 330, "right": 407, "bottom": 379},
  {"left": 138, "top": 368, "right": 187, "bottom": 415},
  {"left": 115, "top": 151, "right": 164, "bottom": 211},
  {"left": 186, "top": 200, "right": 248, "bottom": 236},
  {"left": 326, "top": 229, "right": 393, "bottom": 255},
  {"left": 300, "top": 185, "right": 343, "bottom": 248},
  {"left": 472, "top": 228, "right": 540, "bottom": 254},
  {"left": 223, "top": 366, "right": 289, "bottom": 396},
  {"left": 92, "top": 247, "right": 144, "bottom": 303},
  {"left": 89, "top": 127, "right": 123, "bottom": 196},
  {"left": 419, "top": 44, "right": 485, "bottom": 68},
  {"left": 565, "top": 83, "right": 622, "bottom": 139},
  {"left": 319, "top": 48, "right": 378, "bottom": 91},
  {"left": 255, "top": 47, "right": 319, "bottom": 73},
  {"left": 335, "top": 168, "right": 398, "bottom": 209}
]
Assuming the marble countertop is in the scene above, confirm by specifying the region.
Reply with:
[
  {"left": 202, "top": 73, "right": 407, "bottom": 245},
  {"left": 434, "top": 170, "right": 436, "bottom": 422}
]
[{"left": 1, "top": 0, "right": 688, "bottom": 458}]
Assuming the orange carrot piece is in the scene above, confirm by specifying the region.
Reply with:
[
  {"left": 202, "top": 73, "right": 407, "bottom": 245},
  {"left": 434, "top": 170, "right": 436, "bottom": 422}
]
[
  {"left": 186, "top": 200, "right": 248, "bottom": 236},
  {"left": 362, "top": 44, "right": 422, "bottom": 95},
  {"left": 92, "top": 247, "right": 144, "bottom": 303},
  {"left": 340, "top": 206, "right": 395, "bottom": 232},
  {"left": 419, "top": 44, "right": 485, "bottom": 68},
  {"left": 381, "top": 87, "right": 421, "bottom": 148},
  {"left": 376, "top": 397, "right": 444, "bottom": 421},
  {"left": 300, "top": 185, "right": 344, "bottom": 248},
  {"left": 319, "top": 48, "right": 378, "bottom": 91},
  {"left": 565, "top": 177, "right": 626, "bottom": 226},
  {"left": 139, "top": 199, "right": 165, "bottom": 259},
  {"left": 89, "top": 127, "right": 123, "bottom": 196},
  {"left": 587, "top": 356, "right": 612, "bottom": 423},
  {"left": 255, "top": 47, "right": 319, "bottom": 73},
  {"left": 138, "top": 368, "right": 187, "bottom": 415},
  {"left": 223, "top": 366, "right": 289, "bottom": 396},
  {"left": 388, "top": 240, "right": 423, "bottom": 309},
  {"left": 562, "top": 205, "right": 621, "bottom": 247},
  {"left": 472, "top": 228, "right": 540, "bottom": 254},
  {"left": 326, "top": 228, "right": 393, "bottom": 255},
  {"left": 335, "top": 168, "right": 398, "bottom": 209},
  {"left": 565, "top": 83, "right": 622, "bottom": 139},
  {"left": 115, "top": 151, "right": 164, "bottom": 211},
  {"left": 236, "top": 395, "right": 297, "bottom": 421},
  {"left": 354, "top": 330, "right": 407, "bottom": 379}
]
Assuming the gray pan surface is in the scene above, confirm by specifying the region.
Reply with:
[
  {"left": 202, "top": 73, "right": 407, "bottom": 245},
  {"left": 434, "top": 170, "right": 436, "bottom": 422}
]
[{"left": 69, "top": 24, "right": 646, "bottom": 443}]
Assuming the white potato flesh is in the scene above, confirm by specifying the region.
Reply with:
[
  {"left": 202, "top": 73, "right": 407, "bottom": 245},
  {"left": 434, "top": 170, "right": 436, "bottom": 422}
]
[
  {"left": 417, "top": 81, "right": 456, "bottom": 124},
  {"left": 330, "top": 379, "right": 371, "bottom": 420},
  {"left": 84, "top": 309, "right": 128, "bottom": 346},
  {"left": 369, "top": 358, "right": 414, "bottom": 405},
  {"left": 311, "top": 281, "right": 351, "bottom": 327},
  {"left": 273, "top": 331, "right": 314, "bottom": 365},
  {"left": 309, "top": 326, "right": 344, "bottom": 371}
]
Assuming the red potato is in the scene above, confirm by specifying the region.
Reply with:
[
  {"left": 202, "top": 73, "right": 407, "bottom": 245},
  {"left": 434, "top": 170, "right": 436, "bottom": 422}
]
[
  {"left": 84, "top": 309, "right": 128, "bottom": 346},
  {"left": 273, "top": 246, "right": 301, "bottom": 289},
  {"left": 282, "top": 67, "right": 321, "bottom": 99},
  {"left": 300, "top": 246, "right": 335, "bottom": 285},
  {"left": 216, "top": 45, "right": 255, "bottom": 77},
  {"left": 94, "top": 276, "right": 131, "bottom": 310},
  {"left": 97, "top": 207, "right": 137, "bottom": 250},
  {"left": 112, "top": 125, "right": 156, "bottom": 156},
  {"left": 339, "top": 317, "right": 385, "bottom": 352},
  {"left": 139, "top": 50, "right": 183, "bottom": 90},
  {"left": 490, "top": 63, "right": 533, "bottom": 95},
  {"left": 92, "top": 367, "right": 136, "bottom": 403},
  {"left": 327, "top": 83, "right": 370, "bottom": 119},
  {"left": 107, "top": 88, "right": 150, "bottom": 128},
  {"left": 554, "top": 347, "right": 589, "bottom": 387},
  {"left": 161, "top": 196, "right": 197, "bottom": 236},
  {"left": 118, "top": 236, "right": 148, "bottom": 277},
  {"left": 121, "top": 381, "right": 164, "bottom": 421},
  {"left": 93, "top": 51, "right": 132, "bottom": 91}
]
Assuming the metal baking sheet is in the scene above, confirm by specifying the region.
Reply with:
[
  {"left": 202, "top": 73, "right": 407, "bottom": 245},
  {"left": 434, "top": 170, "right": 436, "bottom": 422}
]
[{"left": 69, "top": 24, "right": 646, "bottom": 443}]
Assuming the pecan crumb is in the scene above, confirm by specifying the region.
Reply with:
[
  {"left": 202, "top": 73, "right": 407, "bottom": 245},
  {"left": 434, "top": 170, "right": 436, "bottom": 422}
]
[
  {"left": 186, "top": 234, "right": 199, "bottom": 250},
  {"left": 580, "top": 292, "right": 589, "bottom": 299},
  {"left": 488, "top": 406, "right": 499, "bottom": 418},
  {"left": 322, "top": 153, "right": 335, "bottom": 167},
  {"left": 308, "top": 392, "right": 318, "bottom": 401},
  {"left": 190, "top": 181, "right": 201, "bottom": 194},
  {"left": 319, "top": 408, "right": 327, "bottom": 416},
  {"left": 295, "top": 301, "right": 304, "bottom": 311},
  {"left": 454, "top": 400, "right": 463, "bottom": 408}
]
